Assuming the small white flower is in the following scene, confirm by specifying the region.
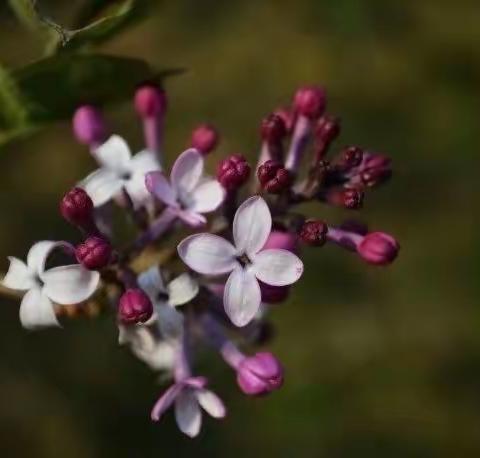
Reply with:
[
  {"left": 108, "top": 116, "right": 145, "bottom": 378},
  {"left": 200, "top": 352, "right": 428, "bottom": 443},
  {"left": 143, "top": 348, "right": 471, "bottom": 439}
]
[
  {"left": 151, "top": 377, "right": 226, "bottom": 438},
  {"left": 80, "top": 135, "right": 161, "bottom": 208},
  {"left": 3, "top": 241, "right": 100, "bottom": 329},
  {"left": 178, "top": 196, "right": 304, "bottom": 327},
  {"left": 145, "top": 148, "right": 224, "bottom": 227}
]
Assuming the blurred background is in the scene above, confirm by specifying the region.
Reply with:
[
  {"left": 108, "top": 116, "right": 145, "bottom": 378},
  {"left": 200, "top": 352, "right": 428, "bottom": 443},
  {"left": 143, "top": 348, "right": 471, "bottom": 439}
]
[{"left": 0, "top": 0, "right": 478, "bottom": 456}]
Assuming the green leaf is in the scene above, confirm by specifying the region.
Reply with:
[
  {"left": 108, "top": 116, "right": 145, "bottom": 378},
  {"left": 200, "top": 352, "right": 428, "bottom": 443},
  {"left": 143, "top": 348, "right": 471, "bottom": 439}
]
[{"left": 0, "top": 64, "right": 29, "bottom": 131}]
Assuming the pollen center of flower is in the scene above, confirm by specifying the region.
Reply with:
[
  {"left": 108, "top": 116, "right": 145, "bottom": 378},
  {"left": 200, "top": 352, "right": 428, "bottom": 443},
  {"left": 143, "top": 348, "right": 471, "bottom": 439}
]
[{"left": 236, "top": 254, "right": 251, "bottom": 267}]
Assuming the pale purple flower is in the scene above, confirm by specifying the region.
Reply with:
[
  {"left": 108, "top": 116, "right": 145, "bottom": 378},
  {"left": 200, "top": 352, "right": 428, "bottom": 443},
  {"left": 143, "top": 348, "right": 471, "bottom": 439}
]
[
  {"left": 178, "top": 196, "right": 304, "bottom": 327},
  {"left": 151, "top": 376, "right": 226, "bottom": 437},
  {"left": 145, "top": 148, "right": 224, "bottom": 227},
  {"left": 80, "top": 135, "right": 160, "bottom": 208},
  {"left": 2, "top": 241, "right": 100, "bottom": 329}
]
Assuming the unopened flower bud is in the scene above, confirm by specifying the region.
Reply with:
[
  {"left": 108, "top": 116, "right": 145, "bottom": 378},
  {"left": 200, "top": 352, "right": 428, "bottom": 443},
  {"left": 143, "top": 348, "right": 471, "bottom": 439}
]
[
  {"left": 60, "top": 188, "right": 94, "bottom": 227},
  {"left": 76, "top": 236, "right": 112, "bottom": 270},
  {"left": 118, "top": 289, "right": 153, "bottom": 324},
  {"left": 299, "top": 220, "right": 328, "bottom": 246},
  {"left": 262, "top": 231, "right": 298, "bottom": 253},
  {"left": 72, "top": 105, "right": 106, "bottom": 146},
  {"left": 134, "top": 84, "right": 167, "bottom": 119},
  {"left": 261, "top": 114, "right": 286, "bottom": 144},
  {"left": 315, "top": 115, "right": 340, "bottom": 144},
  {"left": 237, "top": 352, "right": 284, "bottom": 396},
  {"left": 357, "top": 232, "right": 399, "bottom": 265},
  {"left": 294, "top": 86, "right": 326, "bottom": 119},
  {"left": 342, "top": 189, "right": 364, "bottom": 209},
  {"left": 360, "top": 154, "right": 392, "bottom": 187},
  {"left": 217, "top": 154, "right": 251, "bottom": 191},
  {"left": 336, "top": 146, "right": 363, "bottom": 171},
  {"left": 260, "top": 282, "right": 290, "bottom": 304},
  {"left": 190, "top": 123, "right": 219, "bottom": 155},
  {"left": 257, "top": 160, "right": 292, "bottom": 194},
  {"left": 274, "top": 107, "right": 294, "bottom": 133}
]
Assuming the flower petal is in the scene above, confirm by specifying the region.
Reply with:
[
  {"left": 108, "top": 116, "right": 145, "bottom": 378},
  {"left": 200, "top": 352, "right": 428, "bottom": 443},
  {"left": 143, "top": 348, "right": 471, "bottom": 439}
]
[
  {"left": 151, "top": 383, "right": 184, "bottom": 421},
  {"left": 178, "top": 234, "right": 238, "bottom": 275},
  {"left": 27, "top": 241, "right": 70, "bottom": 277},
  {"left": 250, "top": 249, "right": 304, "bottom": 286},
  {"left": 168, "top": 273, "right": 199, "bottom": 306},
  {"left": 187, "top": 179, "right": 225, "bottom": 214},
  {"left": 137, "top": 265, "right": 167, "bottom": 301},
  {"left": 223, "top": 267, "right": 261, "bottom": 327},
  {"left": 94, "top": 135, "right": 131, "bottom": 173},
  {"left": 123, "top": 173, "right": 151, "bottom": 209},
  {"left": 195, "top": 389, "right": 226, "bottom": 419},
  {"left": 145, "top": 171, "right": 178, "bottom": 207},
  {"left": 156, "top": 304, "right": 184, "bottom": 339},
  {"left": 171, "top": 149, "right": 203, "bottom": 195},
  {"left": 176, "top": 209, "right": 206, "bottom": 228},
  {"left": 175, "top": 390, "right": 202, "bottom": 438},
  {"left": 3, "top": 257, "right": 35, "bottom": 291},
  {"left": 41, "top": 265, "right": 100, "bottom": 305},
  {"left": 80, "top": 168, "right": 124, "bottom": 207},
  {"left": 233, "top": 196, "right": 272, "bottom": 258},
  {"left": 129, "top": 149, "right": 161, "bottom": 175},
  {"left": 19, "top": 287, "right": 59, "bottom": 329}
]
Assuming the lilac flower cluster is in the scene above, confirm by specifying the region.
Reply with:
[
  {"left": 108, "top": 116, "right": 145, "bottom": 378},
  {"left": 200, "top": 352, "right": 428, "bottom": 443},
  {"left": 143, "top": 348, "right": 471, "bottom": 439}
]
[{"left": 2, "top": 83, "right": 399, "bottom": 437}]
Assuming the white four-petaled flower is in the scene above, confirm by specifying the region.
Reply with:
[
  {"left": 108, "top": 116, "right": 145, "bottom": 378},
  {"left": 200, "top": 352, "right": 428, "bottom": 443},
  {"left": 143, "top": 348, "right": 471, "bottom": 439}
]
[
  {"left": 3, "top": 241, "right": 100, "bottom": 329},
  {"left": 145, "top": 148, "right": 224, "bottom": 227},
  {"left": 81, "top": 135, "right": 161, "bottom": 208},
  {"left": 178, "top": 196, "right": 303, "bottom": 327}
]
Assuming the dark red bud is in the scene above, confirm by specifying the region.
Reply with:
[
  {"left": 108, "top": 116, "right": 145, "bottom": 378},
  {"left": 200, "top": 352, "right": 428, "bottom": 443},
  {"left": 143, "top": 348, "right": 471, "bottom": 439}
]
[
  {"left": 190, "top": 123, "right": 219, "bottom": 155},
  {"left": 76, "top": 236, "right": 112, "bottom": 270},
  {"left": 315, "top": 115, "right": 340, "bottom": 144},
  {"left": 261, "top": 114, "right": 287, "bottom": 144},
  {"left": 293, "top": 86, "right": 327, "bottom": 119},
  {"left": 118, "top": 289, "right": 153, "bottom": 325},
  {"left": 257, "top": 160, "right": 292, "bottom": 194},
  {"left": 337, "top": 146, "right": 364, "bottom": 170},
  {"left": 217, "top": 154, "right": 251, "bottom": 191},
  {"left": 342, "top": 189, "right": 364, "bottom": 209},
  {"left": 60, "top": 188, "right": 94, "bottom": 227},
  {"left": 299, "top": 220, "right": 328, "bottom": 246}
]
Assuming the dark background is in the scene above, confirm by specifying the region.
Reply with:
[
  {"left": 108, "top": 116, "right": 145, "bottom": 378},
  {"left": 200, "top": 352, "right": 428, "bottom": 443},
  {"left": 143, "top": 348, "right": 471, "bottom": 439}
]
[{"left": 0, "top": 1, "right": 478, "bottom": 456}]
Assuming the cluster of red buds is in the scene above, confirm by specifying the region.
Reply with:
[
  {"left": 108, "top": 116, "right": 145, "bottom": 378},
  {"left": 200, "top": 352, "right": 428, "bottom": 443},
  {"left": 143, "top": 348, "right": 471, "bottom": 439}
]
[{"left": 2, "top": 83, "right": 399, "bottom": 438}]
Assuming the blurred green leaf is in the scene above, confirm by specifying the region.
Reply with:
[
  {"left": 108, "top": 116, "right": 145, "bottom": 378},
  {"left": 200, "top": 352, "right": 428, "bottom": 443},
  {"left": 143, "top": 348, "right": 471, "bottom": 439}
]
[{"left": 0, "top": 54, "right": 183, "bottom": 146}]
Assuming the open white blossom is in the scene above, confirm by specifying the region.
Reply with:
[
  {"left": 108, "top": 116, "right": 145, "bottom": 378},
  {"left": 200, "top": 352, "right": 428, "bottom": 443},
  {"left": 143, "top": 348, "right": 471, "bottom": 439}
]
[
  {"left": 178, "top": 196, "right": 303, "bottom": 327},
  {"left": 80, "top": 135, "right": 160, "bottom": 208},
  {"left": 3, "top": 241, "right": 100, "bottom": 329},
  {"left": 145, "top": 148, "right": 224, "bottom": 227}
]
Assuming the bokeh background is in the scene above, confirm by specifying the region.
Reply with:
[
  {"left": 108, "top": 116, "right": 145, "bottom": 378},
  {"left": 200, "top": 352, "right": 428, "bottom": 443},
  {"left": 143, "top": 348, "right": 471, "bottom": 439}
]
[{"left": 0, "top": 0, "right": 478, "bottom": 456}]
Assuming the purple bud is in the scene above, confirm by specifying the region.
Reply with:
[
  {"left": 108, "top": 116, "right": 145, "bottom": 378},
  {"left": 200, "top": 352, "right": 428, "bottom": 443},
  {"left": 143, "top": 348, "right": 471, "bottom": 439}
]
[
  {"left": 293, "top": 86, "right": 327, "bottom": 119},
  {"left": 60, "top": 188, "right": 94, "bottom": 227},
  {"left": 257, "top": 160, "right": 292, "bottom": 194},
  {"left": 118, "top": 289, "right": 153, "bottom": 325},
  {"left": 217, "top": 154, "right": 251, "bottom": 191},
  {"left": 299, "top": 220, "right": 328, "bottom": 246},
  {"left": 76, "top": 236, "right": 112, "bottom": 270},
  {"left": 190, "top": 123, "right": 219, "bottom": 155},
  {"left": 342, "top": 189, "right": 364, "bottom": 209},
  {"left": 274, "top": 107, "right": 295, "bottom": 133},
  {"left": 261, "top": 114, "right": 287, "bottom": 144},
  {"left": 259, "top": 282, "right": 290, "bottom": 304},
  {"left": 237, "top": 352, "right": 284, "bottom": 396},
  {"left": 134, "top": 84, "right": 167, "bottom": 119},
  {"left": 262, "top": 231, "right": 298, "bottom": 253},
  {"left": 336, "top": 146, "right": 364, "bottom": 171},
  {"left": 315, "top": 115, "right": 340, "bottom": 144},
  {"left": 72, "top": 105, "right": 106, "bottom": 146},
  {"left": 357, "top": 232, "right": 400, "bottom": 265},
  {"left": 360, "top": 154, "right": 392, "bottom": 187}
]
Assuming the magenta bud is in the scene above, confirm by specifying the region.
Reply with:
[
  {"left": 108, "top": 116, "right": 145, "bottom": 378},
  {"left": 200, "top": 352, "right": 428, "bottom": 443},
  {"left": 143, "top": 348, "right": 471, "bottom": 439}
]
[
  {"left": 262, "top": 231, "right": 298, "bottom": 253},
  {"left": 357, "top": 232, "right": 399, "bottom": 266},
  {"left": 76, "top": 236, "right": 112, "bottom": 270},
  {"left": 360, "top": 153, "right": 392, "bottom": 187},
  {"left": 72, "top": 105, "right": 106, "bottom": 146},
  {"left": 293, "top": 86, "right": 327, "bottom": 119},
  {"left": 257, "top": 160, "right": 292, "bottom": 194},
  {"left": 342, "top": 189, "right": 364, "bottom": 209},
  {"left": 190, "top": 123, "right": 219, "bottom": 155},
  {"left": 299, "top": 220, "right": 328, "bottom": 246},
  {"left": 217, "top": 154, "right": 251, "bottom": 191},
  {"left": 60, "top": 188, "right": 94, "bottom": 227},
  {"left": 134, "top": 84, "right": 167, "bottom": 119},
  {"left": 237, "top": 352, "right": 284, "bottom": 396},
  {"left": 315, "top": 115, "right": 340, "bottom": 144},
  {"left": 274, "top": 107, "right": 295, "bottom": 133},
  {"left": 337, "top": 146, "right": 364, "bottom": 171},
  {"left": 118, "top": 289, "right": 153, "bottom": 325},
  {"left": 261, "top": 113, "right": 287, "bottom": 144},
  {"left": 260, "top": 282, "right": 290, "bottom": 304}
]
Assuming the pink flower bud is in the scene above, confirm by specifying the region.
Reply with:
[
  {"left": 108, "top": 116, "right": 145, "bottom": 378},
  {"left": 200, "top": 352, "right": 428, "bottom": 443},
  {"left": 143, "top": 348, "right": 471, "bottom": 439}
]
[
  {"left": 217, "top": 154, "right": 251, "bottom": 191},
  {"left": 237, "top": 352, "right": 284, "bottom": 396},
  {"left": 72, "top": 105, "right": 106, "bottom": 146},
  {"left": 261, "top": 113, "right": 286, "bottom": 144},
  {"left": 118, "top": 289, "right": 153, "bottom": 325},
  {"left": 60, "top": 188, "right": 94, "bottom": 227},
  {"left": 299, "top": 220, "right": 328, "bottom": 246},
  {"left": 262, "top": 231, "right": 298, "bottom": 253},
  {"left": 357, "top": 232, "right": 399, "bottom": 265},
  {"left": 190, "top": 123, "right": 219, "bottom": 155},
  {"left": 134, "top": 84, "right": 167, "bottom": 119},
  {"left": 293, "top": 86, "right": 326, "bottom": 119},
  {"left": 315, "top": 115, "right": 340, "bottom": 144},
  {"left": 76, "top": 236, "right": 112, "bottom": 270},
  {"left": 274, "top": 107, "right": 295, "bottom": 133},
  {"left": 336, "top": 146, "right": 364, "bottom": 171},
  {"left": 257, "top": 160, "right": 292, "bottom": 194}
]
